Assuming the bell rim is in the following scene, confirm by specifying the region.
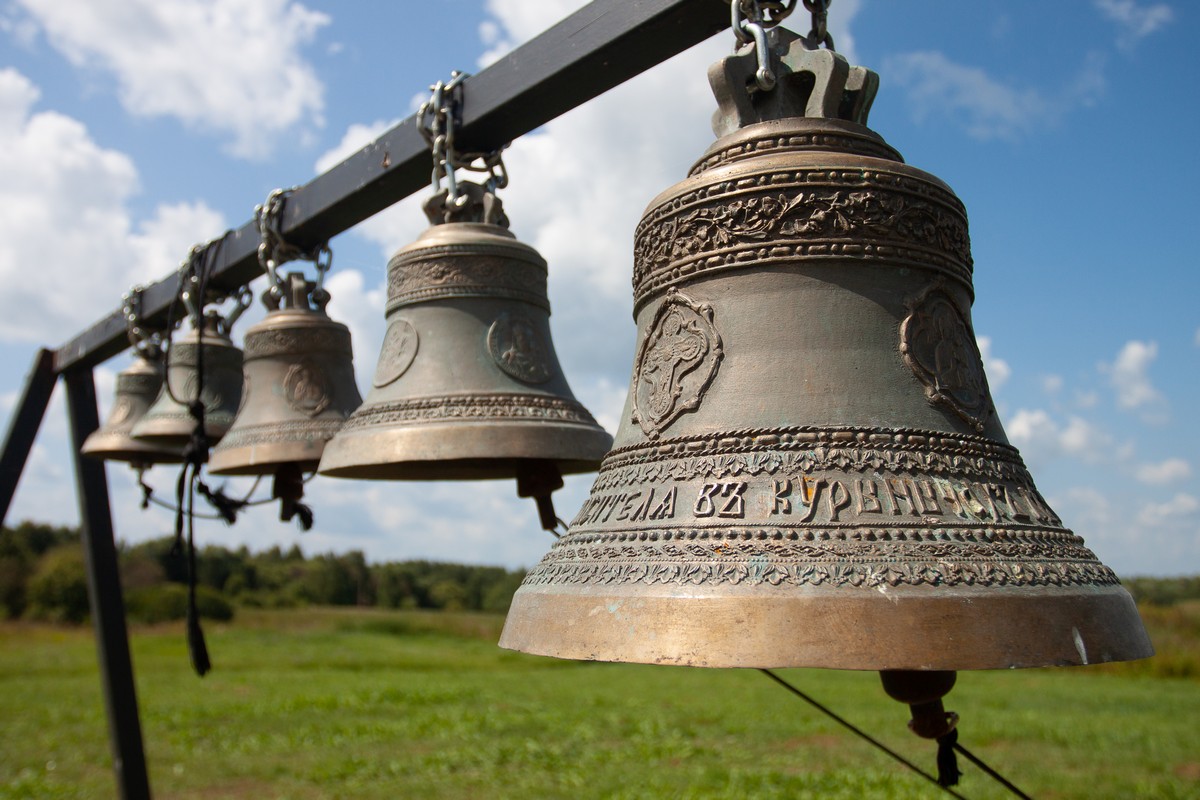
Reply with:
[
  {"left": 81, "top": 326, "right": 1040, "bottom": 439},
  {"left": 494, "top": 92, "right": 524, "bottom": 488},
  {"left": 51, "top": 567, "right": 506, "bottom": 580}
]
[
  {"left": 318, "top": 418, "right": 613, "bottom": 480},
  {"left": 499, "top": 583, "right": 1154, "bottom": 671}
]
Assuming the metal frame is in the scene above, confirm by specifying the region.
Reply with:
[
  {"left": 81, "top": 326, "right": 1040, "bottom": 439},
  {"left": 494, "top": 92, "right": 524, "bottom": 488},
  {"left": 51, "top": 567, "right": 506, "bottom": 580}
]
[{"left": 0, "top": 1, "right": 730, "bottom": 796}]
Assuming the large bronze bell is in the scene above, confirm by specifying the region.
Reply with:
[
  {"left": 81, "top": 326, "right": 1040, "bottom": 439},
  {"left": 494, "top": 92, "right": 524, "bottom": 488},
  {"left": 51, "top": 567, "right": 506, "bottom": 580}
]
[
  {"left": 81, "top": 349, "right": 184, "bottom": 467},
  {"left": 319, "top": 184, "right": 613, "bottom": 513},
  {"left": 500, "top": 30, "right": 1151, "bottom": 672},
  {"left": 131, "top": 312, "right": 244, "bottom": 449},
  {"left": 209, "top": 273, "right": 362, "bottom": 512}
]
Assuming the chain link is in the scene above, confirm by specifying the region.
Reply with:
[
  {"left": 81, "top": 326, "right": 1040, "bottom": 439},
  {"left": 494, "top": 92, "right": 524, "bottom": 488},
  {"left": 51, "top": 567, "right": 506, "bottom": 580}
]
[
  {"left": 803, "top": 0, "right": 835, "bottom": 50},
  {"left": 123, "top": 285, "right": 162, "bottom": 359},
  {"left": 418, "top": 70, "right": 509, "bottom": 208},
  {"left": 255, "top": 187, "right": 332, "bottom": 299}
]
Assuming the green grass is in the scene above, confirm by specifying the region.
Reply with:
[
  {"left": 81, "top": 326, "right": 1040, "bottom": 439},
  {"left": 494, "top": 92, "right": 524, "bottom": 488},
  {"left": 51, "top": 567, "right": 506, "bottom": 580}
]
[{"left": 1, "top": 606, "right": 1198, "bottom": 799}]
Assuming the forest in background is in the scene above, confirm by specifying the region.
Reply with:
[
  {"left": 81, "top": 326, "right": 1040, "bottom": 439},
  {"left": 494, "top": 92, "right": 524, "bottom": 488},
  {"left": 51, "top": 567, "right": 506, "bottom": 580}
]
[
  {"left": 3, "top": 519, "right": 1198, "bottom": 625},
  {"left": 0, "top": 520, "right": 526, "bottom": 624}
]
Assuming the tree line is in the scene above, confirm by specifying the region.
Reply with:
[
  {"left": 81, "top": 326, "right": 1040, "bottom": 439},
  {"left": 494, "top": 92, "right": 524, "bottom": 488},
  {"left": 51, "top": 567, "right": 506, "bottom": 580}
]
[
  {"left": 1, "top": 520, "right": 526, "bottom": 624},
  {"left": 6, "top": 520, "right": 1199, "bottom": 625}
]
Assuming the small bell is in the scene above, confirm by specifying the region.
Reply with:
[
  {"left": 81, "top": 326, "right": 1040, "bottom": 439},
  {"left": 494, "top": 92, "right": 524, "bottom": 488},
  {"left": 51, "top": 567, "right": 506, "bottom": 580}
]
[
  {"left": 131, "top": 312, "right": 243, "bottom": 449},
  {"left": 209, "top": 272, "right": 362, "bottom": 517},
  {"left": 81, "top": 349, "right": 183, "bottom": 467},
  {"left": 319, "top": 183, "right": 612, "bottom": 511}
]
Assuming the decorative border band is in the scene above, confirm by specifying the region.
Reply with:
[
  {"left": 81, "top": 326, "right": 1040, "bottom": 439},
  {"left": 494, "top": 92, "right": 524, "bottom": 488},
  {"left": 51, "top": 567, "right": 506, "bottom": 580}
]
[
  {"left": 339, "top": 394, "right": 598, "bottom": 432},
  {"left": 633, "top": 169, "right": 971, "bottom": 307},
  {"left": 213, "top": 418, "right": 346, "bottom": 450}
]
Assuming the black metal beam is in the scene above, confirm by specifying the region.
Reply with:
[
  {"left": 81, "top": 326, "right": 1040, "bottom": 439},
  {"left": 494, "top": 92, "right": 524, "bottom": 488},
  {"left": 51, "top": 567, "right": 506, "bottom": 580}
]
[
  {"left": 63, "top": 368, "right": 152, "bottom": 800},
  {"left": 52, "top": 0, "right": 729, "bottom": 374},
  {"left": 0, "top": 348, "right": 56, "bottom": 526}
]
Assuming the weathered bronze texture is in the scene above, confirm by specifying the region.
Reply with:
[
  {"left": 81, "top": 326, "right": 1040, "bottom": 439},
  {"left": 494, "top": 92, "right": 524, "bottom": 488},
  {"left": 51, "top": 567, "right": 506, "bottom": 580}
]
[
  {"left": 500, "top": 30, "right": 1152, "bottom": 670},
  {"left": 318, "top": 187, "right": 612, "bottom": 482},
  {"left": 81, "top": 351, "right": 184, "bottom": 467},
  {"left": 130, "top": 314, "right": 243, "bottom": 449},
  {"left": 209, "top": 274, "right": 362, "bottom": 476}
]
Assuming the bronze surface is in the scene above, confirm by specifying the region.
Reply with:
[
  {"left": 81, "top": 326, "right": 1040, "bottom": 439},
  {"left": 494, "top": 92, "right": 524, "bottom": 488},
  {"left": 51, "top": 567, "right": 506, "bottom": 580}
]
[
  {"left": 500, "top": 33, "right": 1151, "bottom": 670},
  {"left": 81, "top": 352, "right": 184, "bottom": 466},
  {"left": 130, "top": 316, "right": 243, "bottom": 449},
  {"left": 209, "top": 277, "right": 362, "bottom": 476},
  {"left": 319, "top": 203, "right": 612, "bottom": 481}
]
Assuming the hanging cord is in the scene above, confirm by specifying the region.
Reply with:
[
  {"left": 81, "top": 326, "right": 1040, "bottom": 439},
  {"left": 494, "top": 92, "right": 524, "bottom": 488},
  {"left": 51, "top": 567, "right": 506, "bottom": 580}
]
[
  {"left": 953, "top": 742, "right": 1033, "bottom": 800},
  {"left": 763, "top": 670, "right": 1036, "bottom": 799},
  {"left": 164, "top": 235, "right": 250, "bottom": 677},
  {"left": 760, "top": 669, "right": 970, "bottom": 799}
]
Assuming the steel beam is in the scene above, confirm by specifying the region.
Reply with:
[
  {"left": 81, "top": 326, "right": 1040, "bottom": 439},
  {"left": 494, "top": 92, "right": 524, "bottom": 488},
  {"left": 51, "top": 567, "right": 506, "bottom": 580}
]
[
  {"left": 0, "top": 348, "right": 56, "bottom": 526},
  {"left": 53, "top": 0, "right": 729, "bottom": 373},
  {"left": 64, "top": 368, "right": 152, "bottom": 800}
]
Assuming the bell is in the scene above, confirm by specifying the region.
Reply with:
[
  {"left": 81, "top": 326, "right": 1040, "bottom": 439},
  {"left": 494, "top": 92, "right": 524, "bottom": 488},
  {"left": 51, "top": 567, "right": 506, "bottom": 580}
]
[
  {"left": 81, "top": 349, "right": 184, "bottom": 467},
  {"left": 500, "top": 29, "right": 1151, "bottom": 672},
  {"left": 131, "top": 311, "right": 244, "bottom": 449},
  {"left": 209, "top": 273, "right": 362, "bottom": 513},
  {"left": 319, "top": 184, "right": 613, "bottom": 509}
]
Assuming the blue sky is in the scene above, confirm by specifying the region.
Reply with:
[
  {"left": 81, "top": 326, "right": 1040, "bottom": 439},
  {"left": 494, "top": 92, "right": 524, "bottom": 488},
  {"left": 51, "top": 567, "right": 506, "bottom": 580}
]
[{"left": 0, "top": 0, "right": 1196, "bottom": 577}]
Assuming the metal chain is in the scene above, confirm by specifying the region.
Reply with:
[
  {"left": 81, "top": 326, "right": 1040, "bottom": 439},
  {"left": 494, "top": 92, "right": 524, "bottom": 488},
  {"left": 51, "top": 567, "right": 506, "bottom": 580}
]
[
  {"left": 731, "top": 0, "right": 798, "bottom": 91},
  {"left": 255, "top": 187, "right": 332, "bottom": 300},
  {"left": 803, "top": 0, "right": 836, "bottom": 50},
  {"left": 418, "top": 70, "right": 509, "bottom": 209},
  {"left": 122, "top": 285, "right": 162, "bottom": 360}
]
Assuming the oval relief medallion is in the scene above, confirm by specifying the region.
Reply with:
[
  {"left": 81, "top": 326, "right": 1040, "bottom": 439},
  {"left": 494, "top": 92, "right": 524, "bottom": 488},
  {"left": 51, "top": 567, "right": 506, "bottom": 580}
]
[
  {"left": 900, "top": 283, "right": 991, "bottom": 431},
  {"left": 372, "top": 319, "right": 419, "bottom": 388},
  {"left": 487, "top": 312, "right": 552, "bottom": 384},
  {"left": 631, "top": 288, "right": 723, "bottom": 438}
]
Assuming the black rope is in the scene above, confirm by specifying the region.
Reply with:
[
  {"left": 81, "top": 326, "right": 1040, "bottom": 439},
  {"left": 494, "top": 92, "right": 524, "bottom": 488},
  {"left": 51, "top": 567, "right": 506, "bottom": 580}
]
[
  {"left": 954, "top": 742, "right": 1033, "bottom": 800},
  {"left": 759, "top": 669, "right": 970, "bottom": 799},
  {"left": 937, "top": 728, "right": 963, "bottom": 787}
]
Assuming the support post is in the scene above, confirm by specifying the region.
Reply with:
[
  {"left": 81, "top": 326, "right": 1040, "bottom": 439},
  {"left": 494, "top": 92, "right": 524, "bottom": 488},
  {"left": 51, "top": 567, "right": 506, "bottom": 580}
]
[
  {"left": 0, "top": 348, "right": 57, "bottom": 526},
  {"left": 63, "top": 367, "right": 152, "bottom": 800}
]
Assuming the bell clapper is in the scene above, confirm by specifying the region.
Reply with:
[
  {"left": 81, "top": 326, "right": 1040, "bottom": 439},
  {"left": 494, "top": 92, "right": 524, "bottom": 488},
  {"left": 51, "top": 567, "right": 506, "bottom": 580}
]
[
  {"left": 880, "top": 670, "right": 963, "bottom": 787},
  {"left": 516, "top": 460, "right": 565, "bottom": 534}
]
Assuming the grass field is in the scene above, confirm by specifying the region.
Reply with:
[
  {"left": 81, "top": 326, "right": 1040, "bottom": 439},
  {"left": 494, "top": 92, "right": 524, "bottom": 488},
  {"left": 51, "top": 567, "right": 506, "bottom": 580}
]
[{"left": 2, "top": 605, "right": 1198, "bottom": 799}]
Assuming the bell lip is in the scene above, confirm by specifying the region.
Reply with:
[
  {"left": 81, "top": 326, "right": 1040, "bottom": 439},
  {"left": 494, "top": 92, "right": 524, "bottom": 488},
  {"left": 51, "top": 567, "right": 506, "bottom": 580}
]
[
  {"left": 208, "top": 440, "right": 328, "bottom": 476},
  {"left": 498, "top": 584, "right": 1154, "bottom": 671},
  {"left": 81, "top": 433, "right": 186, "bottom": 464},
  {"left": 318, "top": 456, "right": 605, "bottom": 482},
  {"left": 317, "top": 422, "right": 613, "bottom": 481}
]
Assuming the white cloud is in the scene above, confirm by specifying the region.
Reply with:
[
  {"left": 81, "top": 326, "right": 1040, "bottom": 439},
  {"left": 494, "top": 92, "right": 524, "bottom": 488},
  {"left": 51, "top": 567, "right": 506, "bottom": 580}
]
[
  {"left": 1094, "top": 0, "right": 1174, "bottom": 50},
  {"left": 1135, "top": 458, "right": 1191, "bottom": 485},
  {"left": 1042, "top": 374, "right": 1064, "bottom": 394},
  {"left": 884, "top": 51, "right": 1049, "bottom": 140},
  {"left": 323, "top": 268, "right": 387, "bottom": 391},
  {"left": 884, "top": 48, "right": 1107, "bottom": 140},
  {"left": 1137, "top": 493, "right": 1199, "bottom": 527},
  {"left": 13, "top": 0, "right": 329, "bottom": 159},
  {"left": 0, "top": 69, "right": 226, "bottom": 343},
  {"left": 976, "top": 335, "right": 1010, "bottom": 390},
  {"left": 1007, "top": 408, "right": 1114, "bottom": 465},
  {"left": 1103, "top": 340, "right": 1164, "bottom": 417}
]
